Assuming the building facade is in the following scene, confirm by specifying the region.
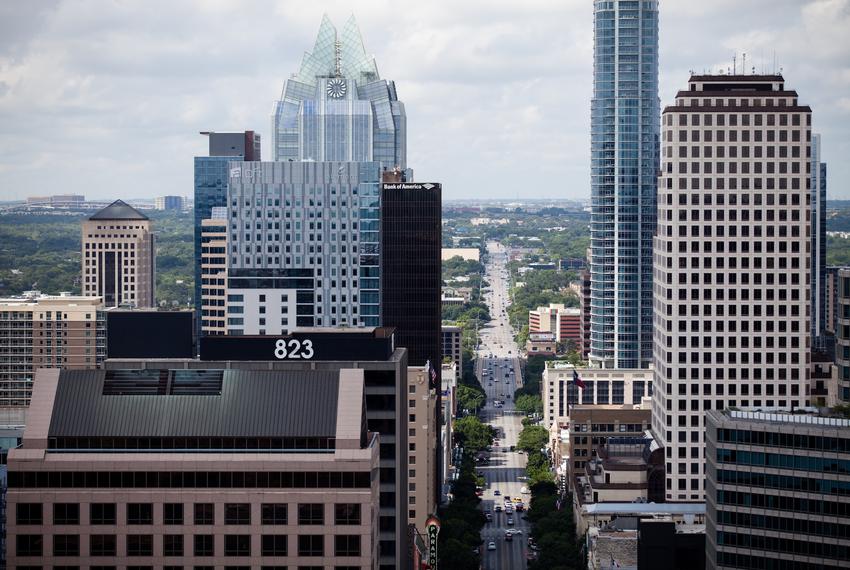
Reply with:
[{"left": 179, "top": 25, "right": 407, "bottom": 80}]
[
  {"left": 8, "top": 366, "right": 379, "bottom": 568},
  {"left": 193, "top": 130, "right": 260, "bottom": 340},
  {"left": 567, "top": 407, "right": 652, "bottom": 474},
  {"left": 381, "top": 179, "right": 442, "bottom": 369},
  {"left": 706, "top": 408, "right": 850, "bottom": 569},
  {"left": 225, "top": 160, "right": 381, "bottom": 331},
  {"left": 154, "top": 195, "right": 184, "bottom": 211},
  {"left": 825, "top": 265, "right": 842, "bottom": 336},
  {"left": 81, "top": 200, "right": 155, "bottom": 308},
  {"left": 811, "top": 133, "right": 828, "bottom": 344},
  {"left": 271, "top": 15, "right": 406, "bottom": 170},
  {"left": 574, "top": 269, "right": 592, "bottom": 359},
  {"left": 542, "top": 362, "right": 652, "bottom": 430},
  {"left": 835, "top": 268, "right": 850, "bottom": 402},
  {"left": 0, "top": 294, "right": 105, "bottom": 407},
  {"left": 441, "top": 325, "right": 462, "bottom": 381},
  {"left": 111, "top": 327, "right": 409, "bottom": 569},
  {"left": 407, "top": 367, "right": 437, "bottom": 533},
  {"left": 589, "top": 0, "right": 659, "bottom": 369},
  {"left": 652, "top": 74, "right": 813, "bottom": 501},
  {"left": 529, "top": 303, "right": 582, "bottom": 347},
  {"left": 199, "top": 208, "right": 228, "bottom": 336}
]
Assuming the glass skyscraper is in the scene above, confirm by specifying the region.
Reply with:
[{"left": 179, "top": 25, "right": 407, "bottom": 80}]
[
  {"left": 271, "top": 15, "right": 407, "bottom": 170},
  {"left": 589, "top": 0, "right": 659, "bottom": 369}
]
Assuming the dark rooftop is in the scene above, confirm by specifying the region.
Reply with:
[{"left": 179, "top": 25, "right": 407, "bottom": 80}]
[
  {"left": 48, "top": 369, "right": 340, "bottom": 438},
  {"left": 88, "top": 199, "right": 149, "bottom": 221}
]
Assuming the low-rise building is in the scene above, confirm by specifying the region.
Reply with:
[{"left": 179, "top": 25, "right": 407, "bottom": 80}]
[
  {"left": 526, "top": 331, "right": 556, "bottom": 355},
  {"left": 578, "top": 437, "right": 664, "bottom": 505},
  {"left": 574, "top": 501, "right": 705, "bottom": 538},
  {"left": 528, "top": 303, "right": 581, "bottom": 346},
  {"left": 440, "top": 248, "right": 480, "bottom": 262},
  {"left": 706, "top": 408, "right": 850, "bottom": 570},
  {"left": 0, "top": 293, "right": 105, "bottom": 407},
  {"left": 8, "top": 366, "right": 380, "bottom": 568},
  {"left": 542, "top": 362, "right": 653, "bottom": 431},
  {"left": 637, "top": 519, "right": 705, "bottom": 570}
]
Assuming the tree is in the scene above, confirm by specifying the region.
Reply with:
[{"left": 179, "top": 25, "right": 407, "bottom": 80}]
[
  {"left": 453, "top": 416, "right": 494, "bottom": 454},
  {"left": 517, "top": 424, "right": 549, "bottom": 454},
  {"left": 515, "top": 394, "right": 543, "bottom": 415},
  {"left": 456, "top": 385, "right": 485, "bottom": 413}
]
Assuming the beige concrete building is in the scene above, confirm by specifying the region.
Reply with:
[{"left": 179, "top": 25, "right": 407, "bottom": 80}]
[
  {"left": 8, "top": 366, "right": 380, "bottom": 568},
  {"left": 564, "top": 406, "right": 653, "bottom": 477},
  {"left": 542, "top": 362, "right": 653, "bottom": 430},
  {"left": 653, "top": 74, "right": 812, "bottom": 501},
  {"left": 199, "top": 208, "right": 228, "bottom": 335},
  {"left": 528, "top": 303, "right": 582, "bottom": 346},
  {"left": 0, "top": 293, "right": 104, "bottom": 407},
  {"left": 440, "top": 248, "right": 480, "bottom": 262},
  {"left": 82, "top": 200, "right": 155, "bottom": 308},
  {"left": 526, "top": 331, "right": 556, "bottom": 355},
  {"left": 407, "top": 367, "right": 438, "bottom": 534}
]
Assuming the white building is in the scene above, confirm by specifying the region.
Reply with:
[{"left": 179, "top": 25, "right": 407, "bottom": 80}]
[{"left": 652, "top": 74, "right": 811, "bottom": 501}]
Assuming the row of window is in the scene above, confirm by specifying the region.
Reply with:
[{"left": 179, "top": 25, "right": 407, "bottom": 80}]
[
  {"left": 716, "top": 509, "right": 850, "bottom": 540},
  {"left": 714, "top": 551, "right": 839, "bottom": 570},
  {"left": 670, "top": 111, "right": 806, "bottom": 127},
  {"left": 716, "top": 428, "right": 850, "bottom": 453},
  {"left": 716, "top": 530, "right": 849, "bottom": 561},
  {"left": 716, "top": 469, "right": 850, "bottom": 496},
  {"left": 716, "top": 448, "right": 850, "bottom": 475},
  {"left": 717, "top": 489, "right": 850, "bottom": 517},
  {"left": 15, "top": 533, "right": 362, "bottom": 557},
  {"left": 8, "top": 470, "right": 372, "bottom": 489},
  {"left": 16, "top": 502, "right": 361, "bottom": 526}
]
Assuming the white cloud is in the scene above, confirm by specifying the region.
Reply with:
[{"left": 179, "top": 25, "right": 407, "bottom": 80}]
[{"left": 0, "top": 0, "right": 848, "bottom": 200}]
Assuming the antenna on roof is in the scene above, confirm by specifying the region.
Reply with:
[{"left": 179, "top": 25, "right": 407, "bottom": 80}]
[
  {"left": 742, "top": 52, "right": 746, "bottom": 75},
  {"left": 733, "top": 53, "right": 736, "bottom": 75}
]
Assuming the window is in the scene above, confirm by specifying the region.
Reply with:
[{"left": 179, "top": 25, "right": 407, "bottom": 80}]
[
  {"left": 164, "top": 534, "right": 184, "bottom": 556},
  {"left": 90, "top": 503, "right": 116, "bottom": 525},
  {"left": 262, "top": 534, "right": 288, "bottom": 556},
  {"left": 164, "top": 503, "right": 184, "bottom": 525},
  {"left": 53, "top": 534, "right": 80, "bottom": 556},
  {"left": 298, "top": 535, "right": 324, "bottom": 556},
  {"left": 298, "top": 503, "right": 324, "bottom": 525},
  {"left": 262, "top": 503, "right": 288, "bottom": 525},
  {"left": 127, "top": 503, "right": 153, "bottom": 525},
  {"left": 194, "top": 503, "right": 214, "bottom": 525},
  {"left": 334, "top": 535, "right": 361, "bottom": 556},
  {"left": 16, "top": 534, "right": 43, "bottom": 556},
  {"left": 335, "top": 503, "right": 361, "bottom": 525},
  {"left": 225, "top": 503, "right": 251, "bottom": 525},
  {"left": 53, "top": 503, "right": 80, "bottom": 525},
  {"left": 127, "top": 534, "right": 153, "bottom": 556},
  {"left": 16, "top": 503, "right": 42, "bottom": 525},
  {"left": 90, "top": 534, "right": 117, "bottom": 556},
  {"left": 194, "top": 534, "right": 215, "bottom": 556},
  {"left": 224, "top": 535, "right": 251, "bottom": 556}
]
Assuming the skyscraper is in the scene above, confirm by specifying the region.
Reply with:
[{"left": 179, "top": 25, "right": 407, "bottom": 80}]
[
  {"left": 81, "top": 200, "right": 155, "bottom": 308},
  {"left": 193, "top": 131, "right": 260, "bottom": 340},
  {"left": 271, "top": 15, "right": 406, "bottom": 170},
  {"left": 811, "top": 133, "right": 828, "bottom": 344},
  {"left": 589, "top": 0, "right": 660, "bottom": 369},
  {"left": 652, "top": 74, "right": 811, "bottom": 501}
]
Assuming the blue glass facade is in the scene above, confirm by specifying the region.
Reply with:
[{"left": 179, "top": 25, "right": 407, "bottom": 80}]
[
  {"left": 271, "top": 15, "right": 406, "bottom": 170},
  {"left": 194, "top": 156, "right": 241, "bottom": 342},
  {"left": 589, "top": 0, "right": 659, "bottom": 368}
]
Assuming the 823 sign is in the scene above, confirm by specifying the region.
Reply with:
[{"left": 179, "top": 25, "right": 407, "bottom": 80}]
[{"left": 274, "top": 338, "right": 315, "bottom": 360}]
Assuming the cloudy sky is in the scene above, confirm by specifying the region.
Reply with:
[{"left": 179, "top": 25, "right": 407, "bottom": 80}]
[{"left": 0, "top": 0, "right": 848, "bottom": 201}]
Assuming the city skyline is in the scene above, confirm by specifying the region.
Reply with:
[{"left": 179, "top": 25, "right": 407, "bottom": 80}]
[{"left": 0, "top": 0, "right": 847, "bottom": 201}]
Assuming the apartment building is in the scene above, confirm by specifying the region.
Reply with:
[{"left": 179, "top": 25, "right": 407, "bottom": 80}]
[
  {"left": 0, "top": 293, "right": 104, "bottom": 407},
  {"left": 652, "top": 74, "right": 812, "bottom": 501},
  {"left": 407, "top": 367, "right": 437, "bottom": 533},
  {"left": 441, "top": 325, "right": 462, "bottom": 381},
  {"left": 200, "top": 208, "right": 228, "bottom": 336},
  {"left": 8, "top": 366, "right": 379, "bottom": 568},
  {"left": 529, "top": 303, "right": 582, "bottom": 346},
  {"left": 81, "top": 200, "right": 155, "bottom": 308}
]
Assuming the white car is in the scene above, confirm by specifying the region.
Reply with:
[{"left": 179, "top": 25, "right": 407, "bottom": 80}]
[
  {"left": 507, "top": 517, "right": 514, "bottom": 525},
  {"left": 487, "top": 541, "right": 496, "bottom": 551}
]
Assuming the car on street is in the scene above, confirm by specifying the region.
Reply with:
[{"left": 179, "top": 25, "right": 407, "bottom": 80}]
[
  {"left": 507, "top": 517, "right": 514, "bottom": 525},
  {"left": 495, "top": 505, "right": 502, "bottom": 512},
  {"left": 505, "top": 532, "right": 513, "bottom": 542},
  {"left": 494, "top": 490, "right": 501, "bottom": 496},
  {"left": 487, "top": 541, "right": 496, "bottom": 551},
  {"left": 485, "top": 513, "right": 492, "bottom": 522}
]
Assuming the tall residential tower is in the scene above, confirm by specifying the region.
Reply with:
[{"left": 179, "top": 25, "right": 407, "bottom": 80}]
[{"left": 589, "top": 0, "right": 660, "bottom": 369}]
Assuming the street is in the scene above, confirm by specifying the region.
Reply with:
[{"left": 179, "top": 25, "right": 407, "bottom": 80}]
[{"left": 476, "top": 240, "right": 534, "bottom": 570}]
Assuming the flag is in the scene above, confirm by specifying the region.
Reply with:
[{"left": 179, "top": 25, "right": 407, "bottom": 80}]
[
  {"left": 572, "top": 369, "right": 586, "bottom": 390},
  {"left": 426, "top": 360, "right": 437, "bottom": 388}
]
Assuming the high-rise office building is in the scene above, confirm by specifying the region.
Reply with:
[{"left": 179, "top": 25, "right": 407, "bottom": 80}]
[
  {"left": 652, "top": 74, "right": 812, "bottom": 501},
  {"left": 706, "top": 408, "right": 850, "bottom": 569},
  {"left": 225, "top": 161, "right": 382, "bottom": 331},
  {"left": 811, "top": 133, "right": 828, "bottom": 344},
  {"left": 81, "top": 200, "right": 155, "bottom": 308},
  {"left": 380, "top": 176, "right": 442, "bottom": 369},
  {"left": 0, "top": 293, "right": 105, "bottom": 407},
  {"left": 589, "top": 0, "right": 659, "bottom": 369},
  {"left": 271, "top": 15, "right": 406, "bottom": 170},
  {"left": 193, "top": 131, "right": 260, "bottom": 340}
]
